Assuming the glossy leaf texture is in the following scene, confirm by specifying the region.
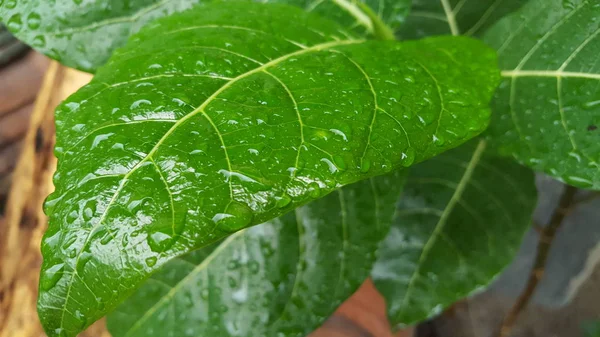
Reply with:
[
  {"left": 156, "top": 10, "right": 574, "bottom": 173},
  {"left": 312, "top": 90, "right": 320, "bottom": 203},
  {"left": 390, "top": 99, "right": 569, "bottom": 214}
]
[
  {"left": 106, "top": 171, "right": 405, "bottom": 337},
  {"left": 484, "top": 0, "right": 600, "bottom": 189},
  {"left": 372, "top": 139, "right": 537, "bottom": 326},
  {"left": 0, "top": 0, "right": 410, "bottom": 72},
  {"left": 397, "top": 0, "right": 528, "bottom": 39},
  {"left": 38, "top": 3, "right": 500, "bottom": 336}
]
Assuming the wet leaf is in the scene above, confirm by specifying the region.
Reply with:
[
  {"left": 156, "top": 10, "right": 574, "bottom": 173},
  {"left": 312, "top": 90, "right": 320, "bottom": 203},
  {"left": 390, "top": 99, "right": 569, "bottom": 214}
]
[
  {"left": 373, "top": 139, "right": 537, "bottom": 325},
  {"left": 107, "top": 171, "right": 405, "bottom": 337},
  {"left": 0, "top": 0, "right": 410, "bottom": 72},
  {"left": 397, "top": 0, "right": 528, "bottom": 39},
  {"left": 37, "top": 2, "right": 499, "bottom": 336},
  {"left": 484, "top": 0, "right": 600, "bottom": 189}
]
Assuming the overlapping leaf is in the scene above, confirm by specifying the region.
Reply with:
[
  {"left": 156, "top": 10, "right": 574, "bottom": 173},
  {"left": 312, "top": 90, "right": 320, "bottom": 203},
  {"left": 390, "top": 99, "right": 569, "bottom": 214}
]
[
  {"left": 0, "top": 0, "right": 410, "bottom": 72},
  {"left": 107, "top": 171, "right": 405, "bottom": 337},
  {"left": 37, "top": 2, "right": 500, "bottom": 336},
  {"left": 372, "top": 139, "right": 537, "bottom": 325},
  {"left": 484, "top": 0, "right": 600, "bottom": 189},
  {"left": 397, "top": 0, "right": 528, "bottom": 39}
]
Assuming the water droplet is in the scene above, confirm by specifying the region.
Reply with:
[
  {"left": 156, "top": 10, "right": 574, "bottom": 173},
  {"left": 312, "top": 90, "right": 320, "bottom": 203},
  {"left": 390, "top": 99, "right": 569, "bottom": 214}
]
[
  {"left": 400, "top": 148, "right": 416, "bottom": 167},
  {"left": 432, "top": 134, "right": 445, "bottom": 146},
  {"left": 228, "top": 260, "right": 240, "bottom": 270},
  {"left": 145, "top": 256, "right": 158, "bottom": 267},
  {"left": 562, "top": 0, "right": 576, "bottom": 9},
  {"left": 7, "top": 14, "right": 22, "bottom": 31},
  {"left": 100, "top": 234, "right": 113, "bottom": 245},
  {"left": 147, "top": 231, "right": 174, "bottom": 253},
  {"left": 200, "top": 288, "right": 210, "bottom": 299},
  {"left": 76, "top": 252, "right": 92, "bottom": 275},
  {"left": 212, "top": 201, "right": 253, "bottom": 232},
  {"left": 248, "top": 261, "right": 260, "bottom": 274},
  {"left": 563, "top": 175, "right": 593, "bottom": 188},
  {"left": 40, "top": 263, "right": 65, "bottom": 291},
  {"left": 27, "top": 12, "right": 41, "bottom": 29},
  {"left": 4, "top": 0, "right": 17, "bottom": 9},
  {"left": 308, "top": 182, "right": 321, "bottom": 198},
  {"left": 360, "top": 158, "right": 371, "bottom": 173},
  {"left": 31, "top": 35, "right": 46, "bottom": 47},
  {"left": 333, "top": 155, "right": 347, "bottom": 171},
  {"left": 276, "top": 194, "right": 292, "bottom": 208}
]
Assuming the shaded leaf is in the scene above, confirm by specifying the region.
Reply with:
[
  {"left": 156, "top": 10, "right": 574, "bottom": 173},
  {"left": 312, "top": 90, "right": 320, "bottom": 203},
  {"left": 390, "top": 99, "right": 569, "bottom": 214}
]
[
  {"left": 107, "top": 171, "right": 405, "bottom": 337},
  {"left": 484, "top": 0, "right": 600, "bottom": 189},
  {"left": 372, "top": 139, "right": 537, "bottom": 325},
  {"left": 37, "top": 3, "right": 499, "bottom": 336},
  {"left": 397, "top": 0, "right": 528, "bottom": 39},
  {"left": 0, "top": 0, "right": 410, "bottom": 72}
]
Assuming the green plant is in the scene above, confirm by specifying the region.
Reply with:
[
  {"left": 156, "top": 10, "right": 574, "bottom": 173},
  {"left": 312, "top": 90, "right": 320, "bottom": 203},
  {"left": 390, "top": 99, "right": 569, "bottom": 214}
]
[{"left": 1, "top": 0, "right": 598, "bottom": 336}]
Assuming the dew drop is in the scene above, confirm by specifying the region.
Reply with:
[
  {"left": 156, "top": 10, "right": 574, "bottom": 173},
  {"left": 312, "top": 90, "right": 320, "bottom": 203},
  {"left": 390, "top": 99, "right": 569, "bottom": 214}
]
[
  {"left": 359, "top": 158, "right": 371, "bottom": 173},
  {"left": 248, "top": 261, "right": 260, "bottom": 274},
  {"left": 7, "top": 13, "right": 22, "bottom": 31},
  {"left": 40, "top": 263, "right": 65, "bottom": 291},
  {"left": 31, "top": 35, "right": 46, "bottom": 47},
  {"left": 200, "top": 288, "right": 210, "bottom": 299},
  {"left": 432, "top": 134, "right": 445, "bottom": 146},
  {"left": 308, "top": 182, "right": 321, "bottom": 198},
  {"left": 99, "top": 234, "right": 113, "bottom": 245},
  {"left": 145, "top": 256, "right": 158, "bottom": 267},
  {"left": 147, "top": 231, "right": 174, "bottom": 253},
  {"left": 27, "top": 12, "right": 41, "bottom": 29},
  {"left": 212, "top": 201, "right": 253, "bottom": 232},
  {"left": 5, "top": 0, "right": 18, "bottom": 9},
  {"left": 333, "top": 155, "right": 347, "bottom": 171},
  {"left": 563, "top": 175, "right": 593, "bottom": 188},
  {"left": 401, "top": 148, "right": 416, "bottom": 167},
  {"left": 76, "top": 252, "right": 92, "bottom": 275},
  {"left": 276, "top": 194, "right": 292, "bottom": 208}
]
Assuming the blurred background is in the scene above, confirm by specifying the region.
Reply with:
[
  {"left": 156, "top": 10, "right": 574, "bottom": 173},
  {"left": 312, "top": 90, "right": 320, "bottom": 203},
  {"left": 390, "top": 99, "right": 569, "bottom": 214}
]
[{"left": 0, "top": 23, "right": 598, "bottom": 337}]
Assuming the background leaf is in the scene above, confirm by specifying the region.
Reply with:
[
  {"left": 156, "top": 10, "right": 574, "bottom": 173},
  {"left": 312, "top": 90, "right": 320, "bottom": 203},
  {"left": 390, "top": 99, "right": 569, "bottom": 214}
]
[
  {"left": 0, "top": 0, "right": 410, "bottom": 72},
  {"left": 37, "top": 3, "right": 500, "bottom": 336},
  {"left": 372, "top": 139, "right": 537, "bottom": 326},
  {"left": 396, "top": 0, "right": 528, "bottom": 39},
  {"left": 484, "top": 0, "right": 600, "bottom": 189},
  {"left": 107, "top": 171, "right": 405, "bottom": 337}
]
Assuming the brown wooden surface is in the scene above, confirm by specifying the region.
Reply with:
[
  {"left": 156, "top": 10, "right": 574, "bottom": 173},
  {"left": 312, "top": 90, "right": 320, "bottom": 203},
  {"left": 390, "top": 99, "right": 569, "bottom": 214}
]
[{"left": 0, "top": 52, "right": 413, "bottom": 337}]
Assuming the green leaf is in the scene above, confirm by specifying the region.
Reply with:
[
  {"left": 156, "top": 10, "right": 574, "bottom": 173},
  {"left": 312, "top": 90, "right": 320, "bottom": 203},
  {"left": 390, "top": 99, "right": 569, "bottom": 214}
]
[
  {"left": 484, "top": 0, "right": 600, "bottom": 189},
  {"left": 372, "top": 139, "right": 537, "bottom": 326},
  {"left": 397, "top": 0, "right": 528, "bottom": 39},
  {"left": 106, "top": 171, "right": 405, "bottom": 337},
  {"left": 37, "top": 2, "right": 499, "bottom": 336},
  {"left": 0, "top": 0, "right": 410, "bottom": 72}
]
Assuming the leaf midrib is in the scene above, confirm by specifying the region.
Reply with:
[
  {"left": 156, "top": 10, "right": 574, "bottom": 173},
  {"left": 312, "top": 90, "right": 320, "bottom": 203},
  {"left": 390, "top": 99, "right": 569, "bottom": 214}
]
[{"left": 397, "top": 139, "right": 487, "bottom": 317}]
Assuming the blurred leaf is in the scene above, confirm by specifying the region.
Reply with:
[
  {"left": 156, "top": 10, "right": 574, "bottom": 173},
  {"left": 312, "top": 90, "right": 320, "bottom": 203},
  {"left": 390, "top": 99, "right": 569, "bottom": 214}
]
[{"left": 373, "top": 139, "right": 537, "bottom": 325}]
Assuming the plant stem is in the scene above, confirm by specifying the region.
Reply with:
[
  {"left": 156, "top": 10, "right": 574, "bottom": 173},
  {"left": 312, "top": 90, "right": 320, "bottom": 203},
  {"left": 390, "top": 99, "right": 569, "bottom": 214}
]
[
  {"left": 495, "top": 185, "right": 578, "bottom": 337},
  {"left": 356, "top": 2, "right": 396, "bottom": 41}
]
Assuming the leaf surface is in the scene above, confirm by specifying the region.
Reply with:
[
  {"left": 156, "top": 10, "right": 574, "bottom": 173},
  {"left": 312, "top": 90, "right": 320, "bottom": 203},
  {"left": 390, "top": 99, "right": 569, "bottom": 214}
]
[
  {"left": 397, "top": 0, "right": 528, "bottom": 39},
  {"left": 372, "top": 139, "right": 537, "bottom": 325},
  {"left": 484, "top": 0, "right": 600, "bottom": 189},
  {"left": 0, "top": 0, "right": 410, "bottom": 72},
  {"left": 106, "top": 171, "right": 404, "bottom": 337},
  {"left": 37, "top": 2, "right": 499, "bottom": 336}
]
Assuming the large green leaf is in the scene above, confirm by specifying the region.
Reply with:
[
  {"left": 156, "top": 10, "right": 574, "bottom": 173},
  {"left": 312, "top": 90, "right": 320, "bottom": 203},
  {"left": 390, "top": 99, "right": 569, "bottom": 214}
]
[
  {"left": 37, "top": 2, "right": 499, "bottom": 336},
  {"left": 106, "top": 171, "right": 405, "bottom": 337},
  {"left": 484, "top": 0, "right": 600, "bottom": 189},
  {"left": 372, "top": 139, "right": 537, "bottom": 326},
  {"left": 0, "top": 0, "right": 410, "bottom": 72},
  {"left": 397, "top": 0, "right": 528, "bottom": 39}
]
